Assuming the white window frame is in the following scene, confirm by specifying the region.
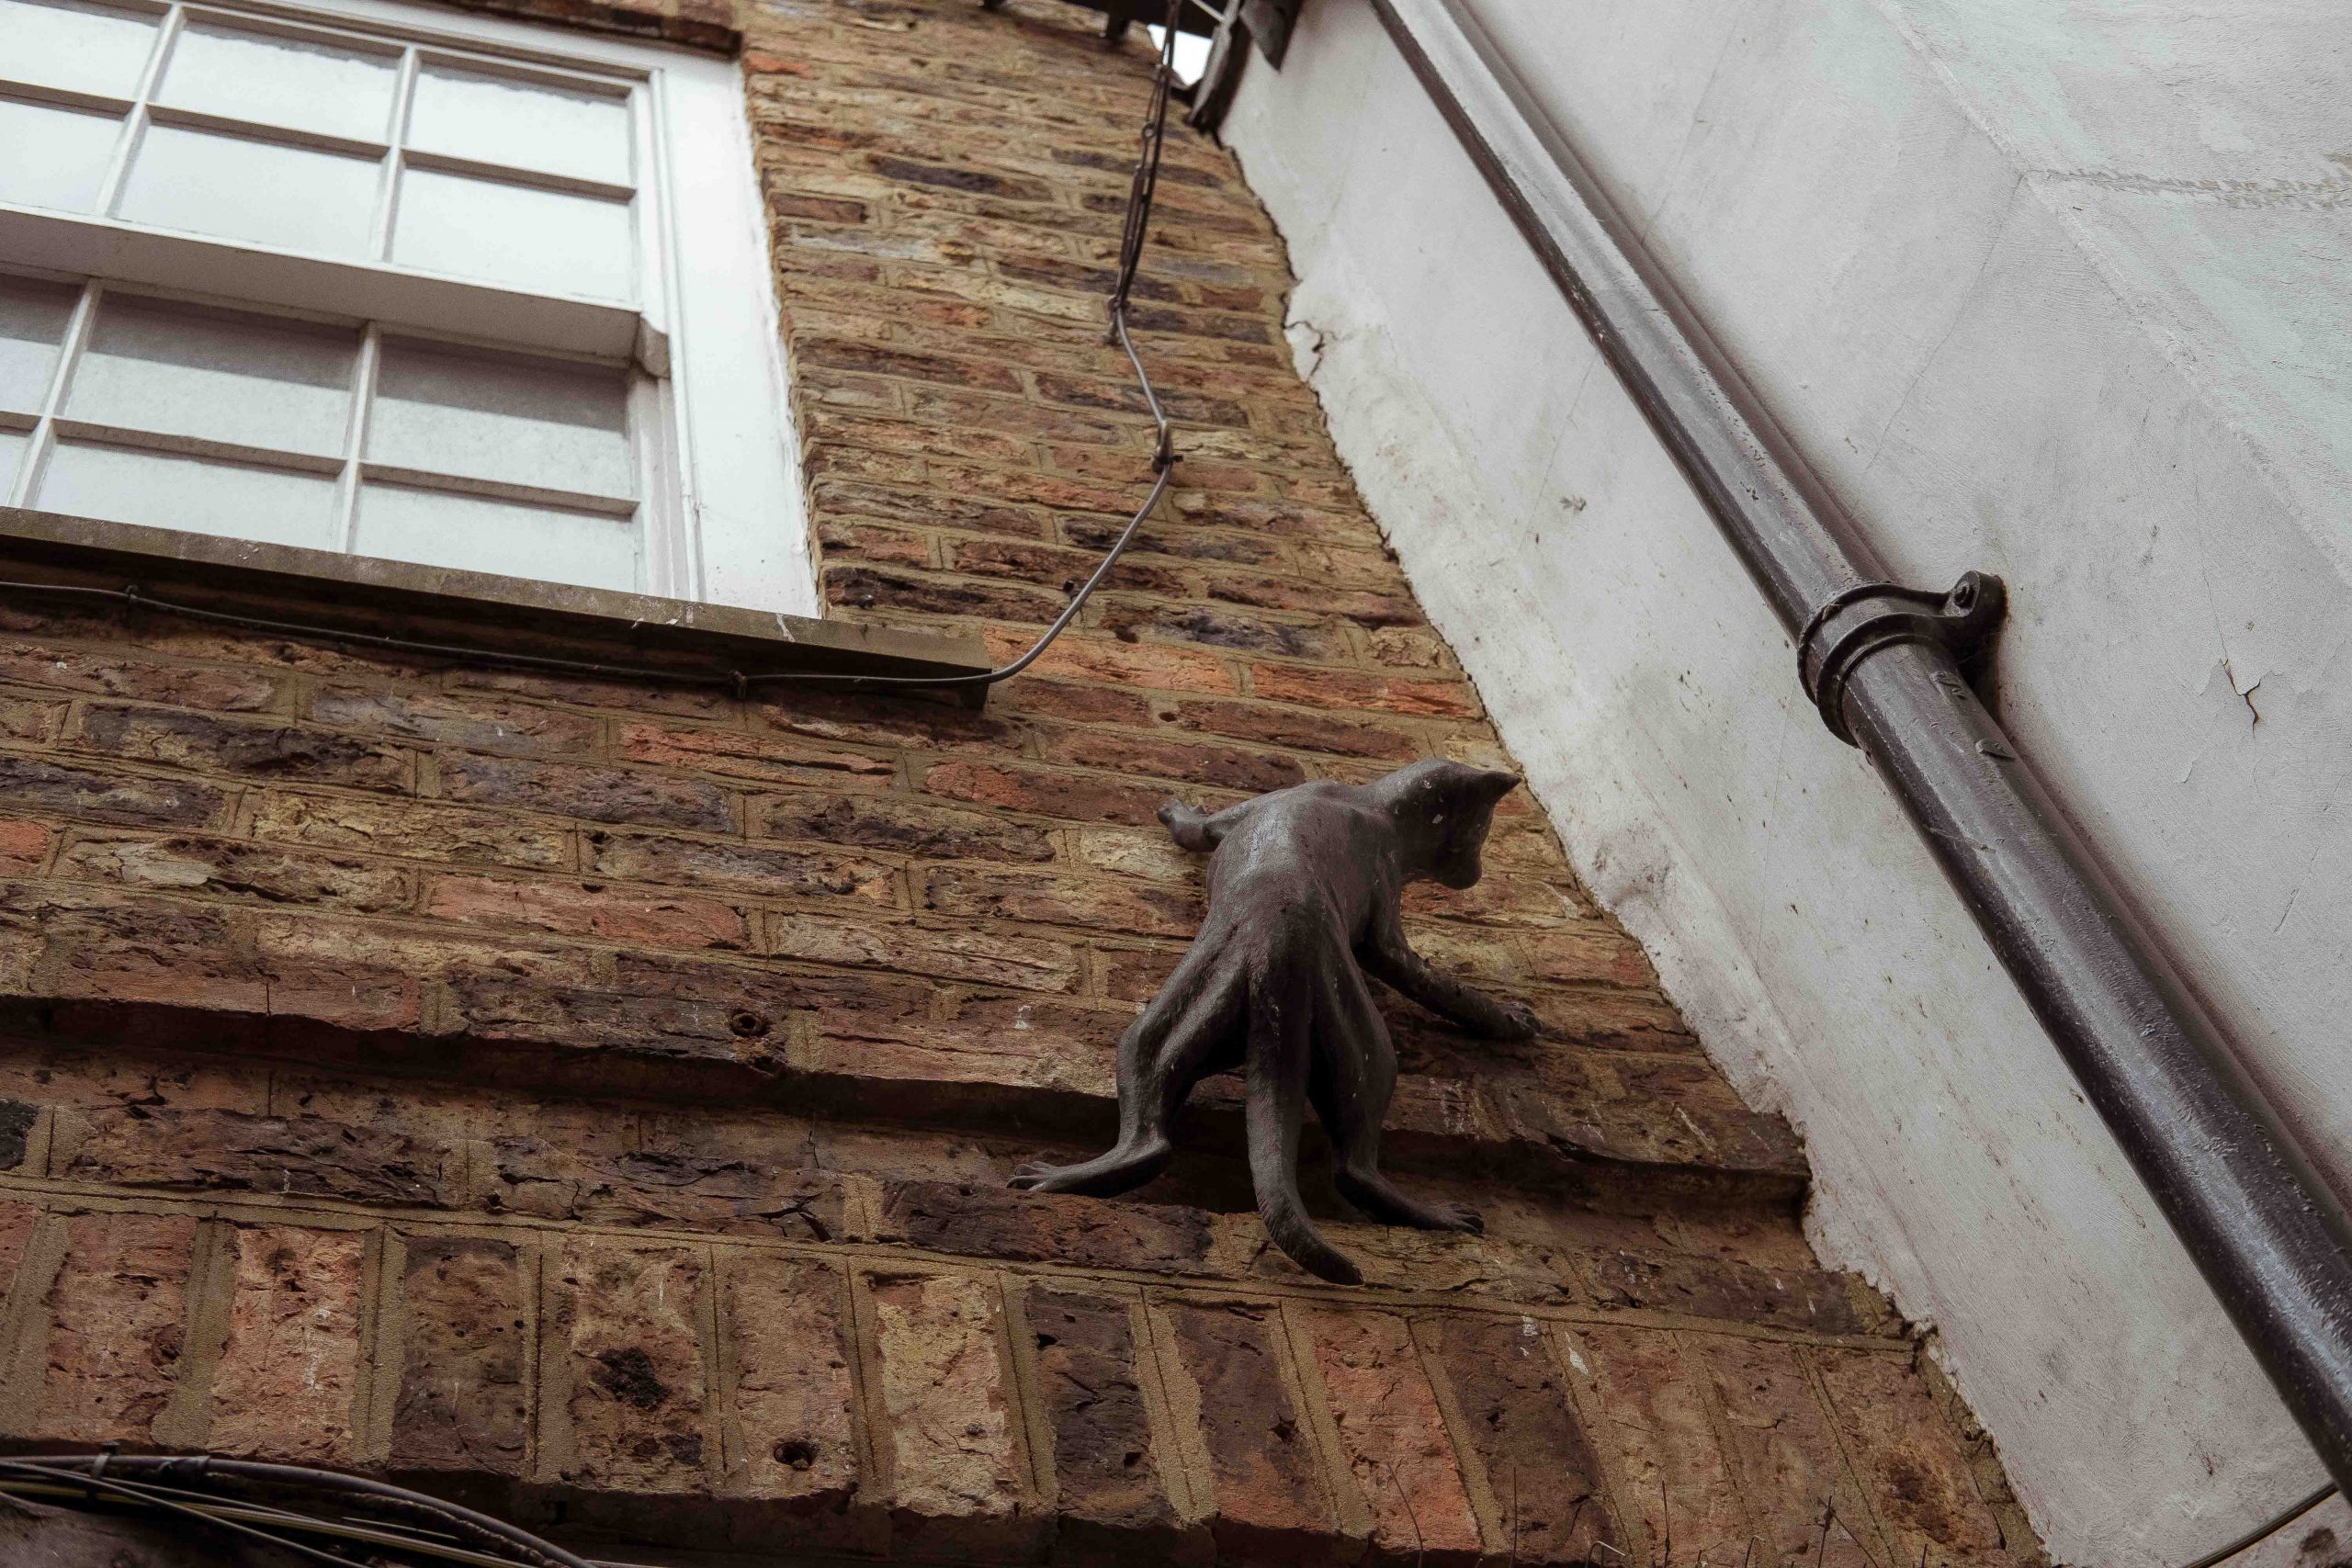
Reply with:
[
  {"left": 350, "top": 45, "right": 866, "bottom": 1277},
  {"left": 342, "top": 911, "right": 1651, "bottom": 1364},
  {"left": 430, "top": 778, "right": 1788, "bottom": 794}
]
[{"left": 0, "top": 0, "right": 815, "bottom": 615}]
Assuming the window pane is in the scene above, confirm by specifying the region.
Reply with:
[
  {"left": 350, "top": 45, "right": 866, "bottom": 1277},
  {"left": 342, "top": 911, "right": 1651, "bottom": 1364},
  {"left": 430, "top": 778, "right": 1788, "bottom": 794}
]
[
  {"left": 390, "top": 168, "right": 631, "bottom": 299},
  {"left": 117, "top": 124, "right": 378, "bottom": 257},
  {"left": 0, "top": 97, "right": 124, "bottom": 211},
  {"left": 408, "top": 64, "right": 631, "bottom": 187},
  {"left": 0, "top": 429, "right": 27, "bottom": 497},
  {"left": 39, "top": 441, "right": 338, "bottom": 547},
  {"left": 66, "top": 293, "right": 355, "bottom": 457},
  {"left": 0, "top": 275, "right": 78, "bottom": 415},
  {"left": 353, "top": 483, "right": 638, "bottom": 590},
  {"left": 156, "top": 21, "right": 399, "bottom": 143},
  {"left": 368, "top": 339, "right": 631, "bottom": 500},
  {"left": 0, "top": 0, "right": 160, "bottom": 100}
]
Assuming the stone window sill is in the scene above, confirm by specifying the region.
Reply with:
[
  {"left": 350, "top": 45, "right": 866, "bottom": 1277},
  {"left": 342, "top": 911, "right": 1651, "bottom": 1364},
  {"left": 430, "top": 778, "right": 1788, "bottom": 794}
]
[{"left": 0, "top": 507, "right": 993, "bottom": 701}]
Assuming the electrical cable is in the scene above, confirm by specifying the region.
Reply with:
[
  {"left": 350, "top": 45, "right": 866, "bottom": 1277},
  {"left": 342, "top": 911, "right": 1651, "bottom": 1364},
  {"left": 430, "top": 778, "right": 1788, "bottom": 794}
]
[
  {"left": 2176, "top": 1481, "right": 2339, "bottom": 1568},
  {"left": 0, "top": 0, "right": 1191, "bottom": 699},
  {"left": 3, "top": 1454, "right": 600, "bottom": 1568}
]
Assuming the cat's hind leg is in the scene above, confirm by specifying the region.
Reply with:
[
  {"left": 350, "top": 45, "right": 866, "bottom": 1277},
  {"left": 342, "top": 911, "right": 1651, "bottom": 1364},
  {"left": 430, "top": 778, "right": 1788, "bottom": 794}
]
[{"left": 1010, "top": 931, "right": 1241, "bottom": 1196}]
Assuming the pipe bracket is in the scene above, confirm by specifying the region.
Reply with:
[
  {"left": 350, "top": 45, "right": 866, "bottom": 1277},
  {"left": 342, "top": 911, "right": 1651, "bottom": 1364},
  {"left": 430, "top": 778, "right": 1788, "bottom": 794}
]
[{"left": 1797, "top": 571, "right": 2006, "bottom": 746}]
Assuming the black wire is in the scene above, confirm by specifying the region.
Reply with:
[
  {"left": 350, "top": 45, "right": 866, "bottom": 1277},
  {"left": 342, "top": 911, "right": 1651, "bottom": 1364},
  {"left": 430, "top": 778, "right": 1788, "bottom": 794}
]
[
  {"left": 2177, "top": 1481, "right": 2339, "bottom": 1568},
  {"left": 0, "top": 9, "right": 1191, "bottom": 701},
  {"left": 0, "top": 1460, "right": 360, "bottom": 1567},
  {"left": 9, "top": 1454, "right": 596, "bottom": 1568}
]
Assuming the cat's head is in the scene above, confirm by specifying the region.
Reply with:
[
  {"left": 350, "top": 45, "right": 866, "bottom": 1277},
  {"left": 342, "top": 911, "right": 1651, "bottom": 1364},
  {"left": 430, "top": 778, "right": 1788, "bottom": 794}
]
[{"left": 1368, "top": 760, "right": 1521, "bottom": 889}]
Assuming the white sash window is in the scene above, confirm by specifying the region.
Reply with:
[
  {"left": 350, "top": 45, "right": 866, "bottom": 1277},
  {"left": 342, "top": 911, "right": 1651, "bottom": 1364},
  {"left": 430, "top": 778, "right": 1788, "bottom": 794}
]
[{"left": 0, "top": 0, "right": 814, "bottom": 614}]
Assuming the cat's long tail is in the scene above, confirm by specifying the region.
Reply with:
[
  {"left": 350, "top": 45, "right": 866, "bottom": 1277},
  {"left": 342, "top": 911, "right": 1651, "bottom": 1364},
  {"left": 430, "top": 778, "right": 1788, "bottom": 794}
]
[{"left": 1245, "top": 953, "right": 1361, "bottom": 1285}]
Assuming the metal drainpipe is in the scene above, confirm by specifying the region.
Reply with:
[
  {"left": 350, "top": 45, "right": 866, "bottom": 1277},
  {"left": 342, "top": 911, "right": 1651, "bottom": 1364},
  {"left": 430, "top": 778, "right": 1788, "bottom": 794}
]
[{"left": 1358, "top": 0, "right": 2352, "bottom": 1488}]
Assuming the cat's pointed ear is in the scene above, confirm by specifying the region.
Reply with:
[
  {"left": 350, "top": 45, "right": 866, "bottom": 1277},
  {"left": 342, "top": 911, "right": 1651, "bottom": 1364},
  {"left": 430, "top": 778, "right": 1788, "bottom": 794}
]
[{"left": 1470, "top": 768, "right": 1521, "bottom": 804}]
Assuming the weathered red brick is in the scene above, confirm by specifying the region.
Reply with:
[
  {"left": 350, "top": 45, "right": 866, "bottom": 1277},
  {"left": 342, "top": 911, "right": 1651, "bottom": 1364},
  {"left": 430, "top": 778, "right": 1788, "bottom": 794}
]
[
  {"left": 393, "top": 1235, "right": 531, "bottom": 1475},
  {"left": 583, "top": 827, "right": 898, "bottom": 903},
  {"left": 922, "top": 864, "right": 1201, "bottom": 939},
  {"left": 819, "top": 517, "right": 934, "bottom": 567},
  {"left": 1102, "top": 603, "right": 1348, "bottom": 662},
  {"left": 619, "top": 720, "right": 899, "bottom": 790},
  {"left": 0, "top": 639, "right": 281, "bottom": 710},
  {"left": 1815, "top": 1349, "right": 2017, "bottom": 1566},
  {"left": 826, "top": 563, "right": 1065, "bottom": 625},
  {"left": 209, "top": 1224, "right": 368, "bottom": 1463},
  {"left": 34, "top": 1212, "right": 199, "bottom": 1444},
  {"left": 757, "top": 684, "right": 1021, "bottom": 755},
  {"left": 766, "top": 910, "right": 1080, "bottom": 992},
  {"left": 1301, "top": 1308, "right": 1482, "bottom": 1563},
  {"left": 480, "top": 1135, "right": 849, "bottom": 1240},
  {"left": 249, "top": 791, "right": 573, "bottom": 870},
  {"left": 1202, "top": 570, "right": 1419, "bottom": 628},
  {"left": 0, "top": 1198, "right": 40, "bottom": 1292},
  {"left": 865, "top": 1271, "right": 1032, "bottom": 1552},
  {"left": 549, "top": 1238, "right": 713, "bottom": 1494},
  {"left": 1424, "top": 1315, "right": 1619, "bottom": 1563},
  {"left": 1035, "top": 728, "right": 1306, "bottom": 793},
  {"left": 1248, "top": 665, "right": 1479, "bottom": 719},
  {"left": 1169, "top": 698, "right": 1418, "bottom": 761},
  {"left": 65, "top": 1108, "right": 454, "bottom": 1206},
  {"left": 425, "top": 873, "right": 747, "bottom": 950},
  {"left": 922, "top": 760, "right": 1182, "bottom": 828},
  {"left": 439, "top": 753, "right": 736, "bottom": 832},
  {"left": 1696, "top": 1336, "right": 1881, "bottom": 1567},
  {"left": 755, "top": 790, "right": 1053, "bottom": 862},
  {"left": 311, "top": 685, "right": 603, "bottom": 757},
  {"left": 1023, "top": 1286, "right": 1188, "bottom": 1552},
  {"left": 76, "top": 705, "right": 415, "bottom": 791},
  {"left": 981, "top": 626, "right": 1238, "bottom": 694},
  {"left": 1521, "top": 925, "right": 1657, "bottom": 988},
  {"left": 0, "top": 817, "right": 50, "bottom": 873},
  {"left": 1566, "top": 1326, "right": 1749, "bottom": 1568},
  {"left": 0, "top": 754, "right": 228, "bottom": 828},
  {"left": 796, "top": 338, "right": 1023, "bottom": 394},
  {"left": 881, "top": 1180, "right": 1211, "bottom": 1272},
  {"left": 1157, "top": 1300, "right": 1335, "bottom": 1561},
  {"left": 28, "top": 889, "right": 261, "bottom": 1010},
  {"left": 718, "top": 1253, "right": 859, "bottom": 1510},
  {"left": 58, "top": 833, "right": 416, "bottom": 912},
  {"left": 1577, "top": 1248, "right": 1860, "bottom": 1335},
  {"left": 950, "top": 537, "right": 1189, "bottom": 598}
]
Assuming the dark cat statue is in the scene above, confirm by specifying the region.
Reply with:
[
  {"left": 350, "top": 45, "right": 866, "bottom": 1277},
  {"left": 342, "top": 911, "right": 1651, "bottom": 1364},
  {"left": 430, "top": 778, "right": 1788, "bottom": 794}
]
[{"left": 1010, "top": 759, "right": 1538, "bottom": 1284}]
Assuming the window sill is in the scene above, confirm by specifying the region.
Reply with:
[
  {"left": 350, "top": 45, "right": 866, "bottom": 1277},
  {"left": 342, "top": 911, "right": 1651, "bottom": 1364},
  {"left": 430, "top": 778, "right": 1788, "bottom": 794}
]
[{"left": 0, "top": 507, "right": 994, "bottom": 701}]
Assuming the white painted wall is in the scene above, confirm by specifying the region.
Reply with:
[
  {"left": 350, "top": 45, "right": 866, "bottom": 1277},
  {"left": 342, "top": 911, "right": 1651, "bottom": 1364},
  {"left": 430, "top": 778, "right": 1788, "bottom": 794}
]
[{"left": 1220, "top": 1, "right": 2352, "bottom": 1562}]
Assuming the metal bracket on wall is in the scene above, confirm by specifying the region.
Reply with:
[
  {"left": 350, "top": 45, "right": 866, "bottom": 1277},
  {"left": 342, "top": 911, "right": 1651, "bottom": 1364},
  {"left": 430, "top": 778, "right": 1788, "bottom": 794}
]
[{"left": 1795, "top": 571, "right": 2006, "bottom": 746}]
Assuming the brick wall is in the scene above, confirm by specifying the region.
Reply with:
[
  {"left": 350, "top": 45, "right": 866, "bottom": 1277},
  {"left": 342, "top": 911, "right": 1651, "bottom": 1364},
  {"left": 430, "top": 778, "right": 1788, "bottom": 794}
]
[{"left": 0, "top": 0, "right": 2043, "bottom": 1562}]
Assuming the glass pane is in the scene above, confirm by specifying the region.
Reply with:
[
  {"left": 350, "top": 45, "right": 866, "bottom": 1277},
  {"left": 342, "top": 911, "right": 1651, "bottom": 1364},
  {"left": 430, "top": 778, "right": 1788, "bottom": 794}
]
[
  {"left": 0, "top": 430, "right": 27, "bottom": 497},
  {"left": 409, "top": 64, "right": 631, "bottom": 187},
  {"left": 353, "top": 483, "right": 638, "bottom": 590},
  {"left": 66, "top": 293, "right": 355, "bottom": 457},
  {"left": 39, "top": 441, "right": 338, "bottom": 547},
  {"left": 0, "top": 0, "right": 161, "bottom": 100},
  {"left": 156, "top": 21, "right": 399, "bottom": 143},
  {"left": 0, "top": 275, "right": 78, "bottom": 414},
  {"left": 117, "top": 124, "right": 378, "bottom": 257},
  {"left": 368, "top": 339, "right": 631, "bottom": 500},
  {"left": 390, "top": 169, "right": 631, "bottom": 299},
  {"left": 0, "top": 97, "right": 123, "bottom": 211}
]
